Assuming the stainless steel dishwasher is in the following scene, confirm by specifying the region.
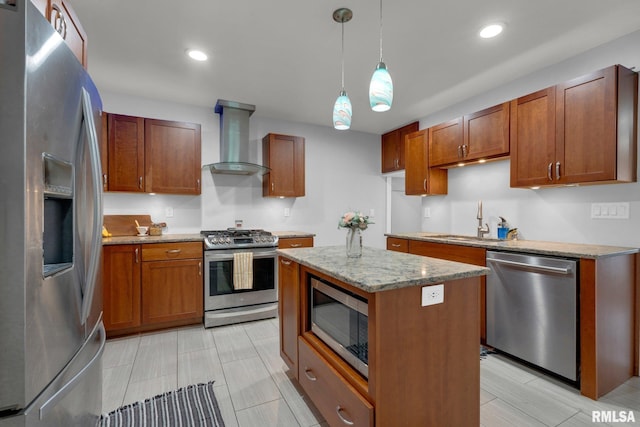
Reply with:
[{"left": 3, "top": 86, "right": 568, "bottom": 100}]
[{"left": 486, "top": 251, "right": 579, "bottom": 382}]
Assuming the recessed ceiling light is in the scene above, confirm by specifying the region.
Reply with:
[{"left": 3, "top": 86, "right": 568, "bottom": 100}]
[
  {"left": 479, "top": 23, "right": 504, "bottom": 39},
  {"left": 186, "top": 49, "right": 208, "bottom": 61}
]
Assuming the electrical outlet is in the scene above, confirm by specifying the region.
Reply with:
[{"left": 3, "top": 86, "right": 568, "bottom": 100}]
[
  {"left": 421, "top": 284, "right": 444, "bottom": 306},
  {"left": 284, "top": 208, "right": 291, "bottom": 217},
  {"left": 424, "top": 207, "right": 431, "bottom": 218},
  {"left": 165, "top": 207, "right": 174, "bottom": 218}
]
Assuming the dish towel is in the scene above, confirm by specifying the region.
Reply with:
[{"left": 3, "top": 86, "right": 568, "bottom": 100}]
[{"left": 233, "top": 252, "right": 253, "bottom": 290}]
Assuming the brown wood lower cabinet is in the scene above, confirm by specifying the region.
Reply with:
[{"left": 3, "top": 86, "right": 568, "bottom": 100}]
[
  {"left": 298, "top": 337, "right": 374, "bottom": 427},
  {"left": 278, "top": 236, "right": 314, "bottom": 249},
  {"left": 103, "top": 241, "right": 203, "bottom": 337},
  {"left": 278, "top": 256, "right": 299, "bottom": 374}
]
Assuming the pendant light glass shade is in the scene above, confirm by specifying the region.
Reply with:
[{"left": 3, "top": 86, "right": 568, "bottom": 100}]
[
  {"left": 369, "top": 62, "right": 393, "bottom": 112},
  {"left": 333, "top": 90, "right": 352, "bottom": 130}
]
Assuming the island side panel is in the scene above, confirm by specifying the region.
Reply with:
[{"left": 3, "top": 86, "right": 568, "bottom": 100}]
[{"left": 370, "top": 276, "right": 481, "bottom": 427}]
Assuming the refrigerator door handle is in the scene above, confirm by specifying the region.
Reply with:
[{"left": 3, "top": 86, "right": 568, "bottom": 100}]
[
  {"left": 80, "top": 87, "right": 103, "bottom": 325},
  {"left": 38, "top": 321, "right": 106, "bottom": 419}
]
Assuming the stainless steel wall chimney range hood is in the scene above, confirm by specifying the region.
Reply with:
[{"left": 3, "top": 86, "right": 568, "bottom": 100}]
[{"left": 205, "top": 99, "right": 269, "bottom": 175}]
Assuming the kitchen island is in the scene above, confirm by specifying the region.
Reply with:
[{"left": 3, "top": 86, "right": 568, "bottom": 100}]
[{"left": 277, "top": 245, "right": 488, "bottom": 427}]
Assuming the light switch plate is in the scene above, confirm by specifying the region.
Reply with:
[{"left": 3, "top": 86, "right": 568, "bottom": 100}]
[
  {"left": 422, "top": 284, "right": 444, "bottom": 306},
  {"left": 591, "top": 202, "right": 629, "bottom": 219}
]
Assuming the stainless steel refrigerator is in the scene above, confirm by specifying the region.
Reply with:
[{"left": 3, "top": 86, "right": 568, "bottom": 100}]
[{"left": 0, "top": 1, "right": 105, "bottom": 426}]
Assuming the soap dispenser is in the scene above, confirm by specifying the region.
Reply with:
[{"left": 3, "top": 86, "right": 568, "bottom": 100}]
[{"left": 497, "top": 216, "right": 508, "bottom": 240}]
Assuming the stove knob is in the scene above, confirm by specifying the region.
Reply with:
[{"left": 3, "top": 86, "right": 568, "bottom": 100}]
[
  {"left": 225, "top": 237, "right": 231, "bottom": 244},
  {"left": 211, "top": 237, "right": 218, "bottom": 244}
]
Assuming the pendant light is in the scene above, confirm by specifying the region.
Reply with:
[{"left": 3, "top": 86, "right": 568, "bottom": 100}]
[
  {"left": 332, "top": 8, "right": 353, "bottom": 130},
  {"left": 369, "top": 0, "right": 393, "bottom": 112}
]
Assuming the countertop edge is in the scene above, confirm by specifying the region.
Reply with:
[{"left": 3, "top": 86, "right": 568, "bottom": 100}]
[
  {"left": 385, "top": 233, "right": 639, "bottom": 259},
  {"left": 102, "top": 234, "right": 204, "bottom": 245}
]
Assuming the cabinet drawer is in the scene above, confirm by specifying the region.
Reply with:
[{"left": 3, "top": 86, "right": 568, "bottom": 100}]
[
  {"left": 386, "top": 237, "right": 408, "bottom": 252},
  {"left": 141, "top": 242, "right": 202, "bottom": 261},
  {"left": 298, "top": 338, "right": 373, "bottom": 427},
  {"left": 278, "top": 237, "right": 313, "bottom": 249}
]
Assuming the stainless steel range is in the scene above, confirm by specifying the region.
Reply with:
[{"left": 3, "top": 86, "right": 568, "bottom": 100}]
[{"left": 202, "top": 229, "right": 279, "bottom": 327}]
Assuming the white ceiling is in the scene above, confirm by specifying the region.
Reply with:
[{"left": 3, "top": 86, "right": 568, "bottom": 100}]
[{"left": 72, "top": 0, "right": 640, "bottom": 135}]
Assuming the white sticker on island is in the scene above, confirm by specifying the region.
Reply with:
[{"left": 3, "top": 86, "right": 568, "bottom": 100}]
[{"left": 422, "top": 284, "right": 444, "bottom": 306}]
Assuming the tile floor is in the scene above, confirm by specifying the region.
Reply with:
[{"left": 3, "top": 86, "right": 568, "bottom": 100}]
[{"left": 102, "top": 318, "right": 640, "bottom": 426}]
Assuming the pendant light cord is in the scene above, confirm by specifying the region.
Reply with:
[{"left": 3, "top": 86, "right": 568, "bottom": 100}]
[
  {"left": 341, "top": 20, "right": 345, "bottom": 91},
  {"left": 379, "top": 0, "right": 384, "bottom": 62}
]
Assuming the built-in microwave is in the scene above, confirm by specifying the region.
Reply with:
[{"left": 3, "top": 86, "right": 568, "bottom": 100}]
[{"left": 309, "top": 276, "right": 369, "bottom": 378}]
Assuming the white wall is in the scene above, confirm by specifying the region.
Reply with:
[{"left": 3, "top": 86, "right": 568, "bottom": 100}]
[
  {"left": 100, "top": 92, "right": 387, "bottom": 248},
  {"left": 418, "top": 30, "right": 640, "bottom": 248}
]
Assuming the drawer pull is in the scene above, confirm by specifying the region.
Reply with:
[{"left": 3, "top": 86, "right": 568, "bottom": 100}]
[
  {"left": 134, "top": 248, "right": 139, "bottom": 263},
  {"left": 290, "top": 243, "right": 302, "bottom": 248},
  {"left": 336, "top": 406, "right": 355, "bottom": 425},
  {"left": 303, "top": 368, "right": 317, "bottom": 382},
  {"left": 166, "top": 249, "right": 182, "bottom": 254},
  {"left": 198, "top": 261, "right": 202, "bottom": 276},
  {"left": 281, "top": 259, "right": 292, "bottom": 266},
  {"left": 391, "top": 243, "right": 401, "bottom": 248}
]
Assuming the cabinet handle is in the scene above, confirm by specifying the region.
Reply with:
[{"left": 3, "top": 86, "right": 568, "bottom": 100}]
[
  {"left": 51, "top": 5, "right": 67, "bottom": 40},
  {"left": 103, "top": 174, "right": 108, "bottom": 187},
  {"left": 281, "top": 259, "right": 292, "bottom": 266},
  {"left": 547, "top": 163, "right": 553, "bottom": 181},
  {"left": 290, "top": 243, "right": 302, "bottom": 248},
  {"left": 555, "top": 161, "right": 561, "bottom": 180},
  {"left": 196, "top": 178, "right": 200, "bottom": 191},
  {"left": 423, "top": 178, "right": 427, "bottom": 191},
  {"left": 336, "top": 406, "right": 355, "bottom": 426},
  {"left": 138, "top": 176, "right": 143, "bottom": 189},
  {"left": 391, "top": 243, "right": 401, "bottom": 248},
  {"left": 303, "top": 368, "right": 317, "bottom": 381},
  {"left": 198, "top": 261, "right": 202, "bottom": 276},
  {"left": 462, "top": 144, "right": 468, "bottom": 157},
  {"left": 134, "top": 248, "right": 139, "bottom": 263},
  {"left": 457, "top": 145, "right": 462, "bottom": 158},
  {"left": 271, "top": 182, "right": 275, "bottom": 192},
  {"left": 166, "top": 249, "right": 182, "bottom": 254}
]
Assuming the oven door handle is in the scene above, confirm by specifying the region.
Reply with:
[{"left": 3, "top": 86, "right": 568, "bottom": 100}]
[{"left": 205, "top": 250, "right": 277, "bottom": 262}]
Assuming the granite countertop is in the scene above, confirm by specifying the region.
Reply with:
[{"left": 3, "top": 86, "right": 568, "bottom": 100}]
[
  {"left": 386, "top": 232, "right": 639, "bottom": 259},
  {"left": 272, "top": 231, "right": 316, "bottom": 238},
  {"left": 102, "top": 233, "right": 204, "bottom": 245},
  {"left": 277, "top": 246, "right": 489, "bottom": 293}
]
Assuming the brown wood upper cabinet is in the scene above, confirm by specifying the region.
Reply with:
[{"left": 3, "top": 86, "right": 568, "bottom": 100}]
[
  {"left": 105, "top": 113, "right": 202, "bottom": 195},
  {"left": 404, "top": 129, "right": 447, "bottom": 195},
  {"left": 262, "top": 133, "right": 305, "bottom": 198},
  {"left": 429, "top": 103, "right": 510, "bottom": 167},
  {"left": 511, "top": 64, "right": 638, "bottom": 188},
  {"left": 381, "top": 121, "right": 419, "bottom": 173},
  {"left": 33, "top": 0, "right": 88, "bottom": 68}
]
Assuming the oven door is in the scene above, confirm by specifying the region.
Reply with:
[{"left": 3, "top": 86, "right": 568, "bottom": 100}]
[{"left": 204, "top": 247, "right": 277, "bottom": 311}]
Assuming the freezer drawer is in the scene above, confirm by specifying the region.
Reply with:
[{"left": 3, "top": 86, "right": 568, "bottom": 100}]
[{"left": 486, "top": 251, "right": 578, "bottom": 382}]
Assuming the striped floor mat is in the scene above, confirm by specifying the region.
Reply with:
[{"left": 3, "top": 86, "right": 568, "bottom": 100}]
[{"left": 98, "top": 381, "right": 225, "bottom": 427}]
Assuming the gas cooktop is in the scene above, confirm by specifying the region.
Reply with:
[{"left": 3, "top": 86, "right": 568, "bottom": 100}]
[{"left": 201, "top": 228, "right": 278, "bottom": 250}]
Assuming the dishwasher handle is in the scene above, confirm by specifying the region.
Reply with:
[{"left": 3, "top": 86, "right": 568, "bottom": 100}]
[{"left": 488, "top": 257, "right": 572, "bottom": 274}]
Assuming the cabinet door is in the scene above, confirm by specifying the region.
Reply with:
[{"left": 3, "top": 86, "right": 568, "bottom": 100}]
[
  {"left": 381, "top": 129, "right": 401, "bottom": 172},
  {"left": 107, "top": 114, "right": 145, "bottom": 192},
  {"left": 429, "top": 117, "right": 463, "bottom": 167},
  {"left": 49, "top": 0, "right": 87, "bottom": 68},
  {"left": 555, "top": 66, "right": 617, "bottom": 184},
  {"left": 278, "top": 257, "right": 300, "bottom": 374},
  {"left": 381, "top": 122, "right": 418, "bottom": 173},
  {"left": 509, "top": 88, "right": 556, "bottom": 187},
  {"left": 405, "top": 129, "right": 447, "bottom": 195},
  {"left": 100, "top": 112, "right": 108, "bottom": 192},
  {"left": 103, "top": 245, "right": 141, "bottom": 332},
  {"left": 145, "top": 120, "right": 202, "bottom": 195},
  {"left": 263, "top": 133, "right": 305, "bottom": 197},
  {"left": 141, "top": 259, "right": 203, "bottom": 325},
  {"left": 464, "top": 102, "right": 510, "bottom": 161}
]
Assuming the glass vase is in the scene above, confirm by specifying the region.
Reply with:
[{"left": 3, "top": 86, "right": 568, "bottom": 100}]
[{"left": 346, "top": 227, "right": 362, "bottom": 258}]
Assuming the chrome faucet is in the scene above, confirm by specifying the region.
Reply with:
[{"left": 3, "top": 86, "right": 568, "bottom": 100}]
[{"left": 477, "top": 200, "right": 490, "bottom": 238}]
